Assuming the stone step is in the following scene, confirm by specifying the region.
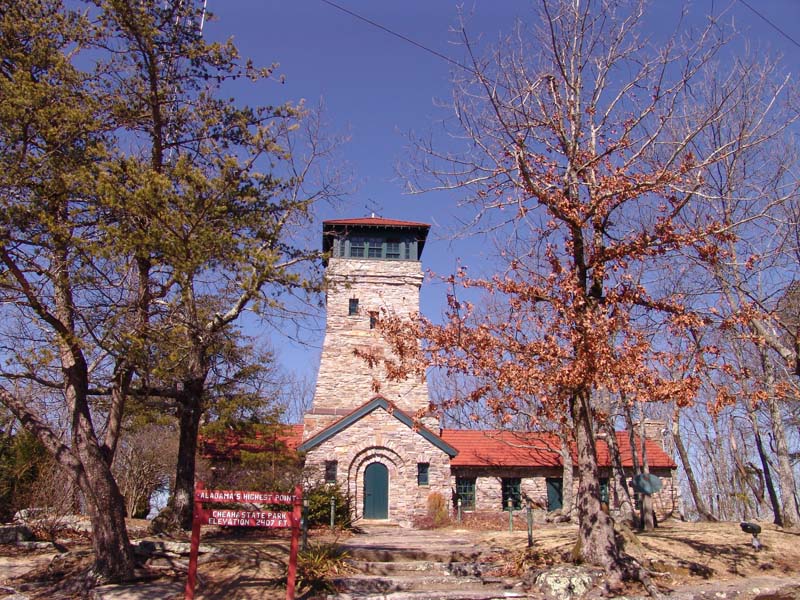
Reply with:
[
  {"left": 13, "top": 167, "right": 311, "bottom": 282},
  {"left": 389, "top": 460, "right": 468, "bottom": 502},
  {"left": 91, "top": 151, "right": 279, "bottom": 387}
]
[
  {"left": 346, "top": 559, "right": 500, "bottom": 577},
  {"left": 331, "top": 589, "right": 528, "bottom": 600},
  {"left": 332, "top": 573, "right": 523, "bottom": 596},
  {"left": 343, "top": 545, "right": 486, "bottom": 563},
  {"left": 333, "top": 573, "right": 489, "bottom": 594},
  {"left": 346, "top": 560, "right": 452, "bottom": 575}
]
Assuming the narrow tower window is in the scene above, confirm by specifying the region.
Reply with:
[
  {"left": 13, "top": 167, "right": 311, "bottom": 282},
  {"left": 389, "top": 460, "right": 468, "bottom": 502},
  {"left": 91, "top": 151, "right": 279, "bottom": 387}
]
[
  {"left": 369, "top": 312, "right": 377, "bottom": 329},
  {"left": 348, "top": 298, "right": 359, "bottom": 316}
]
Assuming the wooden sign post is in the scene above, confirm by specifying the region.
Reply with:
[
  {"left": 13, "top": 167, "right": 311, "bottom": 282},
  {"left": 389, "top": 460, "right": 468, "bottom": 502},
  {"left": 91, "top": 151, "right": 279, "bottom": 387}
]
[{"left": 185, "top": 482, "right": 303, "bottom": 600}]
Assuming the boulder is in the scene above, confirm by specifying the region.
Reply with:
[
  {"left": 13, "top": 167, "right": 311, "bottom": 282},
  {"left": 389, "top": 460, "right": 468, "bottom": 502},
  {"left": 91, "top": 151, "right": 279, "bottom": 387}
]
[
  {"left": 534, "top": 565, "right": 604, "bottom": 600},
  {"left": 0, "top": 524, "right": 33, "bottom": 544}
]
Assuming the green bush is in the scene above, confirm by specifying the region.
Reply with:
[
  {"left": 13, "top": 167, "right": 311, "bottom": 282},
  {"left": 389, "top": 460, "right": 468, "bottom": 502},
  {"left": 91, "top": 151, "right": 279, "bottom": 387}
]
[
  {"left": 0, "top": 429, "right": 50, "bottom": 522},
  {"left": 305, "top": 483, "right": 350, "bottom": 528},
  {"left": 293, "top": 542, "right": 352, "bottom": 594}
]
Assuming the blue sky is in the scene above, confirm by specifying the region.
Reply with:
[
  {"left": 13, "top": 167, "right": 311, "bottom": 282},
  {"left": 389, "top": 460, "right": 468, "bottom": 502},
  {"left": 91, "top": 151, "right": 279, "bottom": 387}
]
[{"left": 201, "top": 1, "right": 800, "bottom": 404}]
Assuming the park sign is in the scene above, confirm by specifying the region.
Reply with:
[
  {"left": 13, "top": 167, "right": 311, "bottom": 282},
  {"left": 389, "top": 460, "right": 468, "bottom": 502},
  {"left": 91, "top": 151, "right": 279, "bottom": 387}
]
[
  {"left": 185, "top": 482, "right": 302, "bottom": 600},
  {"left": 201, "top": 508, "right": 291, "bottom": 528},
  {"left": 195, "top": 488, "right": 295, "bottom": 504}
]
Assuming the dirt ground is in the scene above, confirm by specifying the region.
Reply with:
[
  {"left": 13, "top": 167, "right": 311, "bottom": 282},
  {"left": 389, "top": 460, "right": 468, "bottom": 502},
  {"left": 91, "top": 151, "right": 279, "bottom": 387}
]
[{"left": 1, "top": 518, "right": 799, "bottom": 599}]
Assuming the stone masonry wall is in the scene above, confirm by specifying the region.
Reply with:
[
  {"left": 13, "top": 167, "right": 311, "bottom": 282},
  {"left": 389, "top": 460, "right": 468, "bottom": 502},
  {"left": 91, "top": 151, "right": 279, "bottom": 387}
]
[
  {"left": 452, "top": 467, "right": 678, "bottom": 521},
  {"left": 308, "top": 258, "right": 429, "bottom": 438},
  {"left": 304, "top": 407, "right": 451, "bottom": 528}
]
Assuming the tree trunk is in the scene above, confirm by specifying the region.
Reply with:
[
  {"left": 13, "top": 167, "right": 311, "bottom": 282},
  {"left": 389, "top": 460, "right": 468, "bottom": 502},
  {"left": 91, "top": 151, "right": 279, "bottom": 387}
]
[
  {"left": 637, "top": 412, "right": 655, "bottom": 531},
  {"left": 751, "top": 414, "right": 782, "bottom": 525},
  {"left": 768, "top": 395, "right": 800, "bottom": 529},
  {"left": 77, "top": 447, "right": 136, "bottom": 581},
  {"left": 571, "top": 392, "right": 623, "bottom": 583},
  {"left": 763, "top": 354, "right": 800, "bottom": 529},
  {"left": 152, "top": 376, "right": 205, "bottom": 532},
  {"left": 671, "top": 413, "right": 716, "bottom": 521},
  {"left": 604, "top": 419, "right": 633, "bottom": 523},
  {"left": 623, "top": 405, "right": 643, "bottom": 528},
  {"left": 1, "top": 388, "right": 136, "bottom": 581},
  {"left": 559, "top": 431, "right": 574, "bottom": 518}
]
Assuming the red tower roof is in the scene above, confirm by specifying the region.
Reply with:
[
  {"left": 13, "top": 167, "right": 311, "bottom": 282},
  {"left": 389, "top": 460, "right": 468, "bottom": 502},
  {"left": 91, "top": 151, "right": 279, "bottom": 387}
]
[{"left": 323, "top": 216, "right": 430, "bottom": 228}]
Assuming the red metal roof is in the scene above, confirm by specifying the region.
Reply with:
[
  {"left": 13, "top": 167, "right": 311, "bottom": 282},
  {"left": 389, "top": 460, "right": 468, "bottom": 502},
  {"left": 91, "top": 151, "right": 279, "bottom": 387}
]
[
  {"left": 202, "top": 421, "right": 675, "bottom": 471},
  {"left": 441, "top": 429, "right": 676, "bottom": 469},
  {"left": 323, "top": 216, "right": 430, "bottom": 228}
]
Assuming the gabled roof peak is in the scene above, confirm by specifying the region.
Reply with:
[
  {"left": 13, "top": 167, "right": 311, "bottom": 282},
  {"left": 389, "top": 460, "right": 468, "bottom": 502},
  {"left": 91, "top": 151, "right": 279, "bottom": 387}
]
[{"left": 298, "top": 396, "right": 457, "bottom": 457}]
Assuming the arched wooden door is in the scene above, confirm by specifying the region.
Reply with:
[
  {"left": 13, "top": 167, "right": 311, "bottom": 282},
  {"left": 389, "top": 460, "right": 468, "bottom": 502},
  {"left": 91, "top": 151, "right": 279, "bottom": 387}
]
[{"left": 363, "top": 462, "right": 389, "bottom": 519}]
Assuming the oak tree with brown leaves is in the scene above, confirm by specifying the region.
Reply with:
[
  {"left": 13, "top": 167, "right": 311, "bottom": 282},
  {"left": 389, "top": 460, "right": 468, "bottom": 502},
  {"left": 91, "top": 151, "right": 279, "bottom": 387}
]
[{"left": 372, "top": 0, "right": 796, "bottom": 587}]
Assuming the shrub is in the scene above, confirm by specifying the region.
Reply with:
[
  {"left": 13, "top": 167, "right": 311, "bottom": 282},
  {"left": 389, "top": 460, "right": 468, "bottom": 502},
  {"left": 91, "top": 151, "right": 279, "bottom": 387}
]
[
  {"left": 305, "top": 483, "right": 350, "bottom": 529},
  {"left": 293, "top": 542, "right": 352, "bottom": 594},
  {"left": 0, "top": 428, "right": 50, "bottom": 523},
  {"left": 427, "top": 492, "right": 450, "bottom": 527}
]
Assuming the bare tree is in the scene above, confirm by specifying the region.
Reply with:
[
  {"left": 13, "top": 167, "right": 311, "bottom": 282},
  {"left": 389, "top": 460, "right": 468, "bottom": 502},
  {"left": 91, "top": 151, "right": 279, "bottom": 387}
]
[{"left": 379, "top": 0, "right": 796, "bottom": 584}]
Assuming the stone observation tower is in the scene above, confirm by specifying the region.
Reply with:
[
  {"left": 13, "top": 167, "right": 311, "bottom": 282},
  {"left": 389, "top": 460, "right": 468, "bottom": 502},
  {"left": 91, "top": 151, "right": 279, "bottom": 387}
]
[
  {"left": 293, "top": 215, "right": 678, "bottom": 527},
  {"left": 304, "top": 215, "right": 432, "bottom": 437}
]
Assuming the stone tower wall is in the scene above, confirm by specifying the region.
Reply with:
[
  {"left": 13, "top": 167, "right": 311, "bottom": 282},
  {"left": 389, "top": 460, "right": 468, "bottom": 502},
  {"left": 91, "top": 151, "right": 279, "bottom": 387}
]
[{"left": 308, "top": 257, "right": 430, "bottom": 436}]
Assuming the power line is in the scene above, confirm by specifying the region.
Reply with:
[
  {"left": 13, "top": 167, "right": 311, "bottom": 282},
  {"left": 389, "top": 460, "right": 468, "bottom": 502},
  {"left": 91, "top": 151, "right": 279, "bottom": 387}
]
[
  {"left": 735, "top": 0, "right": 800, "bottom": 50},
  {"left": 317, "top": 0, "right": 476, "bottom": 76}
]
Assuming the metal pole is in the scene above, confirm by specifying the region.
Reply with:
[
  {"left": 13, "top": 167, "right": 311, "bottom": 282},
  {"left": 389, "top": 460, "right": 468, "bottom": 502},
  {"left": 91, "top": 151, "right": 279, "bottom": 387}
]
[
  {"left": 457, "top": 498, "right": 462, "bottom": 523},
  {"left": 508, "top": 498, "right": 513, "bottom": 533},
  {"left": 526, "top": 503, "right": 533, "bottom": 547},
  {"left": 330, "top": 496, "right": 336, "bottom": 530}
]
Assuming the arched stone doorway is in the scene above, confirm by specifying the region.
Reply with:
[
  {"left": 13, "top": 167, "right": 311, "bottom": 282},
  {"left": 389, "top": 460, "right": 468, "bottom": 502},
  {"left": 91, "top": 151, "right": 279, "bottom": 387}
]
[{"left": 363, "top": 462, "right": 389, "bottom": 519}]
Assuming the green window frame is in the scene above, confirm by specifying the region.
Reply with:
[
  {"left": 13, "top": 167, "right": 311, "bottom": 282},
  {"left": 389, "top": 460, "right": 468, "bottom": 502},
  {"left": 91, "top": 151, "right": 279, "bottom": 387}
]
[
  {"left": 501, "top": 477, "right": 522, "bottom": 510},
  {"left": 417, "top": 463, "right": 429, "bottom": 486},
  {"left": 600, "top": 477, "right": 609, "bottom": 505},
  {"left": 455, "top": 476, "right": 476, "bottom": 511},
  {"left": 386, "top": 240, "right": 401, "bottom": 259},
  {"left": 349, "top": 238, "right": 366, "bottom": 257},
  {"left": 342, "top": 236, "right": 413, "bottom": 260}
]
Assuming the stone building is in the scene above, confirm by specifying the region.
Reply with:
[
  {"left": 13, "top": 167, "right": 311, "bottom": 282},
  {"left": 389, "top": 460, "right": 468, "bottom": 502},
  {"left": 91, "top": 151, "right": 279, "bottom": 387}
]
[{"left": 204, "top": 215, "right": 679, "bottom": 526}]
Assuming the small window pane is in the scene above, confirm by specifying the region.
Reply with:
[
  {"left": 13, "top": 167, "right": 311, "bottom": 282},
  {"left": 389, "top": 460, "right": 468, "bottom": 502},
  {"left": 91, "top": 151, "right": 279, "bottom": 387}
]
[
  {"left": 348, "top": 298, "right": 359, "bottom": 316},
  {"left": 350, "top": 238, "right": 365, "bottom": 257},
  {"left": 368, "top": 242, "right": 382, "bottom": 258},
  {"left": 455, "top": 476, "right": 476, "bottom": 511},
  {"left": 417, "top": 463, "right": 429, "bottom": 486},
  {"left": 502, "top": 478, "right": 521, "bottom": 510},
  {"left": 386, "top": 241, "right": 401, "bottom": 259},
  {"left": 325, "top": 461, "right": 337, "bottom": 484}
]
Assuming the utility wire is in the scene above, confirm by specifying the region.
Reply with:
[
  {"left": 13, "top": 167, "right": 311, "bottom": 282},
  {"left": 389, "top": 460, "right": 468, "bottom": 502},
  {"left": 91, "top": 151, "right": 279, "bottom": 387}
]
[
  {"left": 318, "top": 0, "right": 477, "bottom": 76},
  {"left": 735, "top": 0, "right": 800, "bottom": 50}
]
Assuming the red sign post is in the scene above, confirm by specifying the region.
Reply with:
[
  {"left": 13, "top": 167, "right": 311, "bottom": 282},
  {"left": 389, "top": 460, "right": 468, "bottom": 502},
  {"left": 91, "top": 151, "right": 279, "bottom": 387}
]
[{"left": 185, "top": 482, "right": 303, "bottom": 600}]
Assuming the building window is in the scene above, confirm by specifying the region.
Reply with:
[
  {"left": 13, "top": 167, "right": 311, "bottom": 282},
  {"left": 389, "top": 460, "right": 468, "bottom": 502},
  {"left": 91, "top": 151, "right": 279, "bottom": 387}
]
[
  {"left": 455, "top": 476, "right": 476, "bottom": 511},
  {"left": 417, "top": 463, "right": 429, "bottom": 486},
  {"left": 386, "top": 240, "right": 401, "bottom": 259},
  {"left": 348, "top": 298, "right": 359, "bottom": 316},
  {"left": 349, "top": 238, "right": 365, "bottom": 257},
  {"left": 599, "top": 477, "right": 609, "bottom": 505},
  {"left": 501, "top": 478, "right": 522, "bottom": 510},
  {"left": 325, "top": 461, "right": 337, "bottom": 484},
  {"left": 369, "top": 312, "right": 377, "bottom": 329},
  {"left": 367, "top": 237, "right": 383, "bottom": 258}
]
